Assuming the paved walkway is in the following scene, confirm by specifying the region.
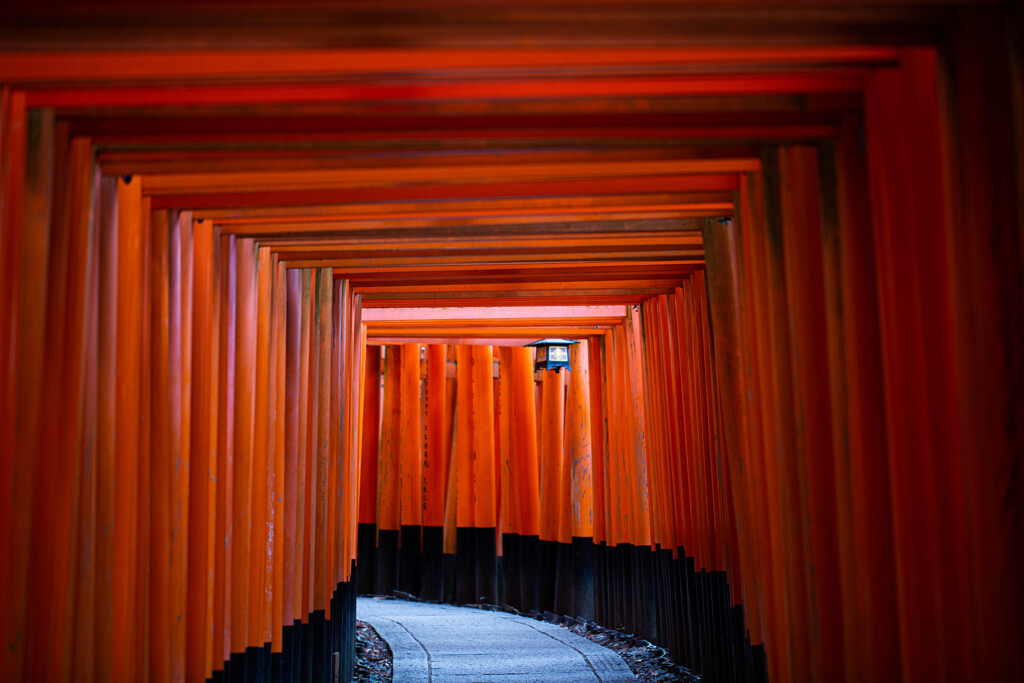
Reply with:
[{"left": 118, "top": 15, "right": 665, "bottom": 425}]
[{"left": 357, "top": 597, "right": 636, "bottom": 682}]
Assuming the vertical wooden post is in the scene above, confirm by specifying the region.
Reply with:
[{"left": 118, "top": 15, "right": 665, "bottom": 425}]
[
  {"left": 538, "top": 368, "right": 565, "bottom": 543},
  {"left": 565, "top": 341, "right": 593, "bottom": 541},
  {"left": 470, "top": 345, "right": 496, "bottom": 530},
  {"left": 454, "top": 345, "right": 475, "bottom": 530},
  {"left": 510, "top": 348, "right": 540, "bottom": 540},
  {"left": 4, "top": 104, "right": 52, "bottom": 682},
  {"left": 94, "top": 175, "right": 118, "bottom": 683},
  {"left": 284, "top": 269, "right": 302, "bottom": 632},
  {"left": 703, "top": 213, "right": 765, "bottom": 647},
  {"left": 297, "top": 269, "right": 312, "bottom": 624},
  {"left": 586, "top": 340, "right": 606, "bottom": 547},
  {"left": 213, "top": 234, "right": 237, "bottom": 669},
  {"left": 187, "top": 218, "right": 220, "bottom": 682},
  {"left": 378, "top": 346, "right": 401, "bottom": 534},
  {"left": 0, "top": 88, "right": 26, "bottom": 679},
  {"left": 400, "top": 344, "right": 423, "bottom": 528},
  {"left": 272, "top": 259, "right": 286, "bottom": 652},
  {"left": 148, "top": 208, "right": 171, "bottom": 683},
  {"left": 231, "top": 238, "right": 256, "bottom": 655},
  {"left": 314, "top": 270, "right": 332, "bottom": 612},
  {"left": 424, "top": 345, "right": 448, "bottom": 529},
  {"left": 778, "top": 145, "right": 843, "bottom": 681},
  {"left": 865, "top": 50, "right": 969, "bottom": 682},
  {"left": 358, "top": 346, "right": 382, "bottom": 528},
  {"left": 248, "top": 246, "right": 272, "bottom": 646}
]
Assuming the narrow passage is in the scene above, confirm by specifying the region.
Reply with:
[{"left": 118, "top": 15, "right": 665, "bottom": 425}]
[{"left": 357, "top": 597, "right": 636, "bottom": 682}]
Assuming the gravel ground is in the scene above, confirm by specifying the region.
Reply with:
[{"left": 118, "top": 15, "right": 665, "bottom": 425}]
[
  {"left": 558, "top": 618, "right": 701, "bottom": 682},
  {"left": 353, "top": 620, "right": 392, "bottom": 682},
  {"left": 353, "top": 597, "right": 701, "bottom": 683}
]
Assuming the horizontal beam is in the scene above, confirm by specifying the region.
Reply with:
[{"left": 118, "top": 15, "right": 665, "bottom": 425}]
[
  {"left": 365, "top": 326, "right": 615, "bottom": 337},
  {"left": 360, "top": 295, "right": 655, "bottom": 308},
  {"left": 0, "top": 46, "right": 899, "bottom": 84},
  {"left": 218, "top": 214, "right": 716, "bottom": 237},
  {"left": 26, "top": 72, "right": 868, "bottom": 109},
  {"left": 367, "top": 336, "right": 585, "bottom": 347},
  {"left": 287, "top": 254, "right": 701, "bottom": 269},
  {"left": 150, "top": 174, "right": 739, "bottom": 210},
  {"left": 260, "top": 233, "right": 701, "bottom": 251},
  {"left": 141, "top": 158, "right": 759, "bottom": 195},
  {"left": 195, "top": 193, "right": 726, "bottom": 221},
  {"left": 362, "top": 305, "right": 627, "bottom": 321},
  {"left": 352, "top": 278, "right": 690, "bottom": 293}
]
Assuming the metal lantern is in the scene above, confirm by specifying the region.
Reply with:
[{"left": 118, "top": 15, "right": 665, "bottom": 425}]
[{"left": 525, "top": 338, "right": 580, "bottom": 373}]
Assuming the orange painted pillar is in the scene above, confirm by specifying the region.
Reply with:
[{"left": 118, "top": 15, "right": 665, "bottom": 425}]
[
  {"left": 538, "top": 368, "right": 564, "bottom": 543},
  {"left": 586, "top": 339, "right": 606, "bottom": 547},
  {"left": 0, "top": 92, "right": 27, "bottom": 673},
  {"left": 247, "top": 245, "right": 272, "bottom": 653},
  {"left": 470, "top": 345, "right": 496, "bottom": 530},
  {"left": 865, "top": 50, "right": 971, "bottom": 682},
  {"left": 29, "top": 131, "right": 96, "bottom": 681},
  {"left": 213, "top": 234, "right": 237, "bottom": 670},
  {"left": 623, "top": 309, "right": 651, "bottom": 549},
  {"left": 778, "top": 145, "right": 844, "bottom": 681},
  {"left": 4, "top": 106, "right": 52, "bottom": 682},
  {"left": 454, "top": 345, "right": 475, "bottom": 530},
  {"left": 295, "top": 269, "right": 312, "bottom": 626},
  {"left": 358, "top": 346, "right": 382, "bottom": 528},
  {"left": 326, "top": 279, "right": 342, "bottom": 607},
  {"left": 397, "top": 342, "right": 423, "bottom": 593},
  {"left": 168, "top": 212, "right": 192, "bottom": 681},
  {"left": 497, "top": 348, "right": 515, "bottom": 537},
  {"left": 148, "top": 208, "right": 172, "bottom": 683},
  {"left": 313, "top": 269, "right": 332, "bottom": 613},
  {"left": 344, "top": 294, "right": 365, "bottom": 580},
  {"left": 94, "top": 175, "right": 118, "bottom": 682},
  {"left": 830, "top": 117, "right": 898, "bottom": 683},
  {"left": 441, "top": 346, "right": 459, "bottom": 555},
  {"left": 378, "top": 346, "right": 401, "bottom": 534},
  {"left": 740, "top": 170, "right": 791, "bottom": 683},
  {"left": 344, "top": 290, "right": 364, "bottom": 580},
  {"left": 76, "top": 154, "right": 100, "bottom": 683},
  {"left": 424, "top": 345, "right": 448, "bottom": 529},
  {"left": 136, "top": 196, "right": 154, "bottom": 683},
  {"left": 271, "top": 260, "right": 286, "bottom": 653},
  {"left": 399, "top": 343, "right": 423, "bottom": 528},
  {"left": 602, "top": 328, "right": 624, "bottom": 548},
  {"left": 945, "top": 16, "right": 1024, "bottom": 680},
  {"left": 565, "top": 341, "right": 593, "bottom": 541},
  {"left": 509, "top": 348, "right": 540, "bottom": 540},
  {"left": 282, "top": 268, "right": 299, "bottom": 634},
  {"left": 702, "top": 216, "right": 766, "bottom": 646},
  {"left": 230, "top": 238, "right": 256, "bottom": 656},
  {"left": 186, "top": 218, "right": 220, "bottom": 681}
]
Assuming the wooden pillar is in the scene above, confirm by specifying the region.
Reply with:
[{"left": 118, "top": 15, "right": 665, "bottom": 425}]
[{"left": 186, "top": 218, "right": 220, "bottom": 682}]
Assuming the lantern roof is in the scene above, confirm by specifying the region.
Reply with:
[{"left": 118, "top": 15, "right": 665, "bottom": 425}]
[{"left": 524, "top": 338, "right": 581, "bottom": 347}]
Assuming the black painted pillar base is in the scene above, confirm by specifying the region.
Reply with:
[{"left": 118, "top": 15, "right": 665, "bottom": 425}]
[
  {"left": 356, "top": 522, "right": 377, "bottom": 595},
  {"left": 398, "top": 524, "right": 422, "bottom": 596},
  {"left": 374, "top": 528, "right": 399, "bottom": 595},
  {"left": 572, "top": 536, "right": 595, "bottom": 621},
  {"left": 421, "top": 526, "right": 444, "bottom": 601},
  {"left": 454, "top": 527, "right": 497, "bottom": 604},
  {"left": 502, "top": 533, "right": 521, "bottom": 607},
  {"left": 537, "top": 538, "right": 557, "bottom": 613},
  {"left": 208, "top": 577, "right": 357, "bottom": 683},
  {"left": 517, "top": 535, "right": 540, "bottom": 613}
]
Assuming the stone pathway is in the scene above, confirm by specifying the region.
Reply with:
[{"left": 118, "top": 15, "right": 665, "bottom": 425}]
[{"left": 357, "top": 597, "right": 636, "bottom": 682}]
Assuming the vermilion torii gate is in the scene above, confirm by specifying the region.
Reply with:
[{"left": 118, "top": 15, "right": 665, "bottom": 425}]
[{"left": 0, "top": 2, "right": 1021, "bottom": 682}]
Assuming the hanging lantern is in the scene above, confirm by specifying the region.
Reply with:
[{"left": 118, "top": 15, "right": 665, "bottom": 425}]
[{"left": 525, "top": 338, "right": 580, "bottom": 374}]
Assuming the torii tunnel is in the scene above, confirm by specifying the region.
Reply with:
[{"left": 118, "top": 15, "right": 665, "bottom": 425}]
[{"left": 1, "top": 2, "right": 1021, "bottom": 682}]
